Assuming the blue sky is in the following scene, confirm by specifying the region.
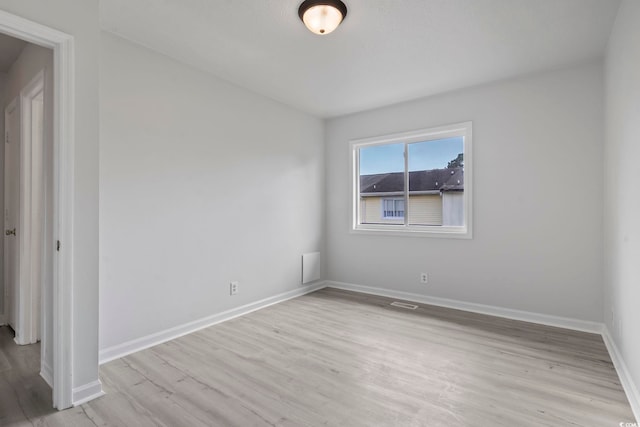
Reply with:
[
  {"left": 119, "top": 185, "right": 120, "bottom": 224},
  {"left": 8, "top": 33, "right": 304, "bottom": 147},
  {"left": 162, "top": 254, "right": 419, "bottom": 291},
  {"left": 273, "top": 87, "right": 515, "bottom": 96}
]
[{"left": 359, "top": 137, "right": 463, "bottom": 175}]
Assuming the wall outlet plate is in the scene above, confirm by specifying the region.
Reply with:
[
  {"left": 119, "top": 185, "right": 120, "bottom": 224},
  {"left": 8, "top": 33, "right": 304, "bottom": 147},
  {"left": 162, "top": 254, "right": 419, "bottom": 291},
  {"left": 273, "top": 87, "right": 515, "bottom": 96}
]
[
  {"left": 420, "top": 273, "right": 428, "bottom": 284},
  {"left": 230, "top": 281, "right": 239, "bottom": 295}
]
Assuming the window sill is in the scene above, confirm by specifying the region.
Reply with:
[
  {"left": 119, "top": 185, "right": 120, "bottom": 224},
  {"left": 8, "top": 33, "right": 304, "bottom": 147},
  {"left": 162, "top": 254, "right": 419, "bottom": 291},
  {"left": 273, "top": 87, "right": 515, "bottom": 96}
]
[{"left": 351, "top": 225, "right": 472, "bottom": 239}]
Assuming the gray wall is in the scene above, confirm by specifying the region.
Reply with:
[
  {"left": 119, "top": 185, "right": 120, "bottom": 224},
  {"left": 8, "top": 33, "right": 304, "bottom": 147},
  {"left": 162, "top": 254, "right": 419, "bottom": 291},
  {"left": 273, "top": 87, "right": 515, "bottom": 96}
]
[
  {"left": 326, "top": 62, "right": 604, "bottom": 322},
  {"left": 604, "top": 0, "right": 640, "bottom": 410},
  {"left": 98, "top": 33, "right": 325, "bottom": 351}
]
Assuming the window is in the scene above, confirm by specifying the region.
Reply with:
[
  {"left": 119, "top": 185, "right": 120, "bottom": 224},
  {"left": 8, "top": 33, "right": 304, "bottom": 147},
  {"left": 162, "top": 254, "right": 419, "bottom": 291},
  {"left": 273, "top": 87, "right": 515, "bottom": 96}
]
[
  {"left": 383, "top": 198, "right": 405, "bottom": 219},
  {"left": 351, "top": 122, "right": 472, "bottom": 238}
]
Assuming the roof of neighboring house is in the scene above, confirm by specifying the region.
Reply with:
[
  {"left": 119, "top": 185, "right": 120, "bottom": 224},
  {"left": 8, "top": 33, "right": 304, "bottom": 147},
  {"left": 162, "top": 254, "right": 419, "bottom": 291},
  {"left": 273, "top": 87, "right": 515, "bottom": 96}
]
[{"left": 360, "top": 168, "right": 464, "bottom": 194}]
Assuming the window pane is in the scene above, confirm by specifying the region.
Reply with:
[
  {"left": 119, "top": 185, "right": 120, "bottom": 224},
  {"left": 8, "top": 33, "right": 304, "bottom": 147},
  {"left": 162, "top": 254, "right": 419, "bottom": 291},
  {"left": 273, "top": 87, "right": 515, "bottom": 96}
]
[
  {"left": 359, "top": 143, "right": 404, "bottom": 225},
  {"left": 407, "top": 137, "right": 464, "bottom": 226}
]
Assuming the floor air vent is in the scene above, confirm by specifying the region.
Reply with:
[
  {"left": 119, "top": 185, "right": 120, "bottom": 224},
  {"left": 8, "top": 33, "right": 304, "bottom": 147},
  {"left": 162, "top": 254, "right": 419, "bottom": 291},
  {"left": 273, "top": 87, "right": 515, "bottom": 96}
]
[{"left": 390, "top": 301, "right": 418, "bottom": 310}]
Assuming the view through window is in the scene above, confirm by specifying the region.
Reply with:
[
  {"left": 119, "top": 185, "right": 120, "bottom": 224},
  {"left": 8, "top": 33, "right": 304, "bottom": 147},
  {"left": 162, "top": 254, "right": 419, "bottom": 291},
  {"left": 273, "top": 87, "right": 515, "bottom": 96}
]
[{"left": 352, "top": 122, "right": 471, "bottom": 237}]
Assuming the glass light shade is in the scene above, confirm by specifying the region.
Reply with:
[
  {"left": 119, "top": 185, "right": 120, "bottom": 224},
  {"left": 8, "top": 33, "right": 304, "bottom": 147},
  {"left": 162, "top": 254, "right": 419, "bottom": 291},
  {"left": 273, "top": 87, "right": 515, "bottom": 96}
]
[{"left": 302, "top": 4, "right": 344, "bottom": 35}]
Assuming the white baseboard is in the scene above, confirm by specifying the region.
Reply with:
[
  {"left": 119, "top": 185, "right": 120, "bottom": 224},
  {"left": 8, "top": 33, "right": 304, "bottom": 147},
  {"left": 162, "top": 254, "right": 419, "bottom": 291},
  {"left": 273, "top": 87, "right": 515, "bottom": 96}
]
[
  {"left": 602, "top": 326, "right": 640, "bottom": 422},
  {"left": 327, "top": 281, "right": 640, "bottom": 421},
  {"left": 326, "top": 281, "right": 603, "bottom": 333},
  {"left": 96, "top": 278, "right": 638, "bottom": 422},
  {"left": 99, "top": 281, "right": 327, "bottom": 364},
  {"left": 40, "top": 360, "right": 53, "bottom": 388},
  {"left": 72, "top": 380, "right": 105, "bottom": 406}
]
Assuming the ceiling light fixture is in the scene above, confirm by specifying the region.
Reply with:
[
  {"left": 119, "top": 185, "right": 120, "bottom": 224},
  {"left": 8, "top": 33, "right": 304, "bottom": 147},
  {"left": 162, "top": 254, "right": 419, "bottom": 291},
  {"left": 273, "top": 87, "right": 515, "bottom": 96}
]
[{"left": 298, "top": 0, "right": 348, "bottom": 35}]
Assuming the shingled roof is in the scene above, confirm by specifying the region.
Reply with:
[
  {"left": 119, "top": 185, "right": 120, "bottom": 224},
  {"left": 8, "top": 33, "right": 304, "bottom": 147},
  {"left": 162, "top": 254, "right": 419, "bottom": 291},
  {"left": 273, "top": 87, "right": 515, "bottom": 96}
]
[{"left": 360, "top": 168, "right": 464, "bottom": 194}]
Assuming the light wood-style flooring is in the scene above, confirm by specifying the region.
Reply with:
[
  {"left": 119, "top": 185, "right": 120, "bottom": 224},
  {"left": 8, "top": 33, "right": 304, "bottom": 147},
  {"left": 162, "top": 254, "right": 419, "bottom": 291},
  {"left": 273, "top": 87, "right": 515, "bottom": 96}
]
[{"left": 1, "top": 288, "right": 636, "bottom": 426}]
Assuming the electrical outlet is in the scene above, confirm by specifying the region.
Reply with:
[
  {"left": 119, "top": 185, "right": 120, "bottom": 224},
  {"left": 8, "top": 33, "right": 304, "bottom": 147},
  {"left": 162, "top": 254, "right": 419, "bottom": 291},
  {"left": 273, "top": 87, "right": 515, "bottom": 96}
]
[
  {"left": 420, "top": 273, "right": 428, "bottom": 284},
  {"left": 230, "top": 281, "right": 239, "bottom": 295}
]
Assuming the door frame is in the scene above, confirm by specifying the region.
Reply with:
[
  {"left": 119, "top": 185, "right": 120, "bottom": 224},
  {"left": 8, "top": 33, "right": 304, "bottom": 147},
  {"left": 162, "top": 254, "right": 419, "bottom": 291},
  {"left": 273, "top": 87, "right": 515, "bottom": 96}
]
[
  {"left": 3, "top": 97, "right": 18, "bottom": 330},
  {"left": 13, "top": 70, "right": 45, "bottom": 347},
  {"left": 0, "top": 10, "right": 75, "bottom": 409}
]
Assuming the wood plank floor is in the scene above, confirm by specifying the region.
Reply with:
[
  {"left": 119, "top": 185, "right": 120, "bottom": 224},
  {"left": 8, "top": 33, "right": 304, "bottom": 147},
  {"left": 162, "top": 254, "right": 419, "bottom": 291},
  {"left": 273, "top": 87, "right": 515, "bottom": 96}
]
[{"left": 1, "top": 288, "right": 635, "bottom": 426}]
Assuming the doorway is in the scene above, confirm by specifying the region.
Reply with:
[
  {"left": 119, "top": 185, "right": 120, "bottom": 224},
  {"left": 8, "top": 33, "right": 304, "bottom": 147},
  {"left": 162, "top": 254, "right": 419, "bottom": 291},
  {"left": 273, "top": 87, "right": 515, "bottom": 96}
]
[
  {"left": 4, "top": 69, "right": 47, "bottom": 348},
  {"left": 2, "top": 40, "right": 53, "bottom": 407},
  {"left": 0, "top": 9, "right": 77, "bottom": 409}
]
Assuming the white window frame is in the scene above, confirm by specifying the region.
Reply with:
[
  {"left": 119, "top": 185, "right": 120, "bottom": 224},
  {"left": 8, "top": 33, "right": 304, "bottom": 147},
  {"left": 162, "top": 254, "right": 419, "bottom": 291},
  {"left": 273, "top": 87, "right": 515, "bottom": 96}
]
[{"left": 350, "top": 121, "right": 473, "bottom": 239}]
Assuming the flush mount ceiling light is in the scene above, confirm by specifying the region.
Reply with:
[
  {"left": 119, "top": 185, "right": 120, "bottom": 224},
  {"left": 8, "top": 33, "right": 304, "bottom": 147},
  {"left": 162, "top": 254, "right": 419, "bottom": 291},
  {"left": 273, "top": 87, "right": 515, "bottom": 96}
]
[{"left": 298, "top": 0, "right": 348, "bottom": 35}]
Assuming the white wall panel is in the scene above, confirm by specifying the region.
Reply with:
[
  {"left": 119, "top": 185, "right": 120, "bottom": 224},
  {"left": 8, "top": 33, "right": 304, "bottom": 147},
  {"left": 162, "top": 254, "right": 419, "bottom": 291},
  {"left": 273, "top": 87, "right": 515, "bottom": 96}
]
[
  {"left": 99, "top": 33, "right": 324, "bottom": 351},
  {"left": 326, "top": 63, "right": 604, "bottom": 322}
]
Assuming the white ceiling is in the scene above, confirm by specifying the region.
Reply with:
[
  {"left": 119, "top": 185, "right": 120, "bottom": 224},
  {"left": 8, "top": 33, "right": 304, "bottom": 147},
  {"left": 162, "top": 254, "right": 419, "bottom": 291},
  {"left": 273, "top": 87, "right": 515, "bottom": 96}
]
[
  {"left": 100, "top": 0, "right": 621, "bottom": 118},
  {"left": 0, "top": 32, "right": 26, "bottom": 73}
]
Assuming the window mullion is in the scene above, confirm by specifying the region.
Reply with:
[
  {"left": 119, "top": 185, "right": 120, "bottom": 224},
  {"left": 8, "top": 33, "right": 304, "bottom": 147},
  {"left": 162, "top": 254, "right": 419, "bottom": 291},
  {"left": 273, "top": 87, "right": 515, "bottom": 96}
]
[{"left": 404, "top": 142, "right": 409, "bottom": 227}]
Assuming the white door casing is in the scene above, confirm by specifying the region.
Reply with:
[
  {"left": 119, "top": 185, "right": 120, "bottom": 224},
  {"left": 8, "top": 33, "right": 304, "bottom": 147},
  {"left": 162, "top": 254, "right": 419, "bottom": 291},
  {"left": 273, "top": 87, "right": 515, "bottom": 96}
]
[
  {"left": 4, "top": 72, "right": 47, "bottom": 349},
  {"left": 0, "top": 9, "right": 79, "bottom": 409},
  {"left": 4, "top": 72, "right": 46, "bottom": 348},
  {"left": 4, "top": 99, "right": 20, "bottom": 334},
  {"left": 17, "top": 70, "right": 46, "bottom": 346}
]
